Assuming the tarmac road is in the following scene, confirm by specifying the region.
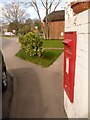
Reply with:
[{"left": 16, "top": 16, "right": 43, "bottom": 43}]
[
  {"left": 1, "top": 37, "right": 18, "bottom": 119},
  {"left": 2, "top": 72, "right": 13, "bottom": 118},
  {"left": 2, "top": 37, "right": 67, "bottom": 118},
  {"left": 2, "top": 37, "right": 18, "bottom": 50}
]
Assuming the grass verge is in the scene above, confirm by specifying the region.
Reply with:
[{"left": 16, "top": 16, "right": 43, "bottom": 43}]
[
  {"left": 0, "top": 35, "right": 19, "bottom": 37},
  {"left": 43, "top": 39, "right": 64, "bottom": 48},
  {"left": 16, "top": 49, "right": 63, "bottom": 67}
]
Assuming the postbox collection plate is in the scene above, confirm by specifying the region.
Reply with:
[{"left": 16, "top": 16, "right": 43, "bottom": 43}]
[{"left": 63, "top": 31, "right": 77, "bottom": 103}]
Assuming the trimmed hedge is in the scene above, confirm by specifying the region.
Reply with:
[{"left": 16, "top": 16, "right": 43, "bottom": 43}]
[{"left": 19, "top": 32, "right": 44, "bottom": 57}]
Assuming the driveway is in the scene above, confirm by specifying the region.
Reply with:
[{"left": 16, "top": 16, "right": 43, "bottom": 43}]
[{"left": 2, "top": 37, "right": 67, "bottom": 118}]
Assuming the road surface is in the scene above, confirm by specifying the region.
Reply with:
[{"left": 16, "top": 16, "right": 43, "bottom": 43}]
[
  {"left": 2, "top": 37, "right": 67, "bottom": 118},
  {"left": 1, "top": 37, "right": 18, "bottom": 118},
  {"left": 2, "top": 37, "right": 18, "bottom": 50}
]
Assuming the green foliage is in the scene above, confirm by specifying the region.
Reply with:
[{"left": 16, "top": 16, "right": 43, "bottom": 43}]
[
  {"left": 34, "top": 20, "right": 42, "bottom": 32},
  {"left": 7, "top": 19, "right": 43, "bottom": 35},
  {"left": 18, "top": 19, "right": 32, "bottom": 35},
  {"left": 32, "top": 19, "right": 43, "bottom": 33},
  {"left": 8, "top": 20, "right": 21, "bottom": 34},
  {"left": 19, "top": 32, "right": 44, "bottom": 57},
  {"left": 18, "top": 24, "right": 31, "bottom": 35},
  {"left": 8, "top": 19, "right": 32, "bottom": 35}
]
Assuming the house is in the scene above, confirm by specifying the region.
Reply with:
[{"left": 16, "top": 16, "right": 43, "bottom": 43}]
[{"left": 43, "top": 10, "right": 65, "bottom": 39}]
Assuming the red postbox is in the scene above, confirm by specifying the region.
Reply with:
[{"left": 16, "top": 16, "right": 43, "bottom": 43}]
[{"left": 63, "top": 31, "right": 77, "bottom": 103}]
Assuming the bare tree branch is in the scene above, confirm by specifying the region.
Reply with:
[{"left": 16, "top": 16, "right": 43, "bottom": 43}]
[
  {"left": 28, "top": 0, "right": 61, "bottom": 39},
  {"left": 41, "top": 0, "right": 46, "bottom": 8},
  {"left": 29, "top": 0, "right": 42, "bottom": 22},
  {"left": 1, "top": 1, "right": 28, "bottom": 23},
  {"left": 54, "top": 0, "right": 61, "bottom": 11},
  {"left": 48, "top": 0, "right": 55, "bottom": 10}
]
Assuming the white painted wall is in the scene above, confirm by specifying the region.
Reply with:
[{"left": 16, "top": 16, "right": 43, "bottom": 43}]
[{"left": 64, "top": 9, "right": 89, "bottom": 118}]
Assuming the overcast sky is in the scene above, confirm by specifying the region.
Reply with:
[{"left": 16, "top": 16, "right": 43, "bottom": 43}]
[{"left": 0, "top": 0, "right": 75, "bottom": 21}]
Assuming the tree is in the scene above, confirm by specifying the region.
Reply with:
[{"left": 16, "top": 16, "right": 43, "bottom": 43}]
[
  {"left": 18, "top": 18, "right": 33, "bottom": 35},
  {"left": 8, "top": 18, "right": 32, "bottom": 35},
  {"left": 8, "top": 20, "right": 21, "bottom": 33},
  {"left": 32, "top": 19, "right": 42, "bottom": 33},
  {"left": 28, "top": 0, "right": 61, "bottom": 39},
  {"left": 2, "top": 1, "right": 29, "bottom": 23}
]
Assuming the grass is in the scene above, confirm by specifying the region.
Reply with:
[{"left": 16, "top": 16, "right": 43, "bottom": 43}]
[
  {"left": 16, "top": 49, "right": 64, "bottom": 67},
  {"left": 43, "top": 39, "right": 64, "bottom": 48},
  {"left": 0, "top": 35, "right": 19, "bottom": 37}
]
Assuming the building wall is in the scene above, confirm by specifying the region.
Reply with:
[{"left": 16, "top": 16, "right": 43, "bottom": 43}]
[
  {"left": 49, "top": 21, "right": 64, "bottom": 39},
  {"left": 64, "top": 9, "right": 89, "bottom": 118}
]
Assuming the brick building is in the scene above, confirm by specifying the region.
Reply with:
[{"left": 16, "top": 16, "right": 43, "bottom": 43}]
[{"left": 43, "top": 10, "right": 65, "bottom": 39}]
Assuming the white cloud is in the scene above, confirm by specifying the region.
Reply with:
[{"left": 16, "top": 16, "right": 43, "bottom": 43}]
[
  {"left": 27, "top": 7, "right": 39, "bottom": 19},
  {"left": 0, "top": 3, "right": 4, "bottom": 20},
  {"left": 27, "top": 6, "right": 46, "bottom": 20}
]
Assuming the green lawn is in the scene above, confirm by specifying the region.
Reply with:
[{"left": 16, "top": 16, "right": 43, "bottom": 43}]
[
  {"left": 16, "top": 49, "right": 63, "bottom": 67},
  {"left": 0, "top": 35, "right": 19, "bottom": 37},
  {"left": 43, "top": 39, "right": 64, "bottom": 48}
]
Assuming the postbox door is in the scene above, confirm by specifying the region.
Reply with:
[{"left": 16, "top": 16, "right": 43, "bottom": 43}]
[{"left": 63, "top": 32, "right": 77, "bottom": 103}]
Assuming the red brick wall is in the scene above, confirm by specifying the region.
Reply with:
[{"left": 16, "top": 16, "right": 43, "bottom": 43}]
[{"left": 49, "top": 21, "right": 65, "bottom": 39}]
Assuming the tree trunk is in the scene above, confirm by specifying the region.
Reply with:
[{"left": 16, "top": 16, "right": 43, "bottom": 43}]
[{"left": 46, "top": 0, "right": 49, "bottom": 39}]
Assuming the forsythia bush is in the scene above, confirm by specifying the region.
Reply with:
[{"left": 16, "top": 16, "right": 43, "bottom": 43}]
[{"left": 19, "top": 32, "right": 44, "bottom": 57}]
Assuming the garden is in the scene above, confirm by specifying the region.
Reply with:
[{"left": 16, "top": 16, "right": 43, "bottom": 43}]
[{"left": 16, "top": 32, "right": 64, "bottom": 67}]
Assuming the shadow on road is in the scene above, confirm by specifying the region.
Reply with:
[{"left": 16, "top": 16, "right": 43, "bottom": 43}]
[
  {"left": 10, "top": 67, "right": 48, "bottom": 118},
  {"left": 2, "top": 73, "right": 13, "bottom": 119}
]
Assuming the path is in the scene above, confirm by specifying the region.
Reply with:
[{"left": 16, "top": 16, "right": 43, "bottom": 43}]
[{"left": 2, "top": 37, "right": 67, "bottom": 118}]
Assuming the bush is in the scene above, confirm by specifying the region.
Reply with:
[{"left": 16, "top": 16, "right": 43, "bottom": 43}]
[{"left": 19, "top": 32, "right": 44, "bottom": 57}]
